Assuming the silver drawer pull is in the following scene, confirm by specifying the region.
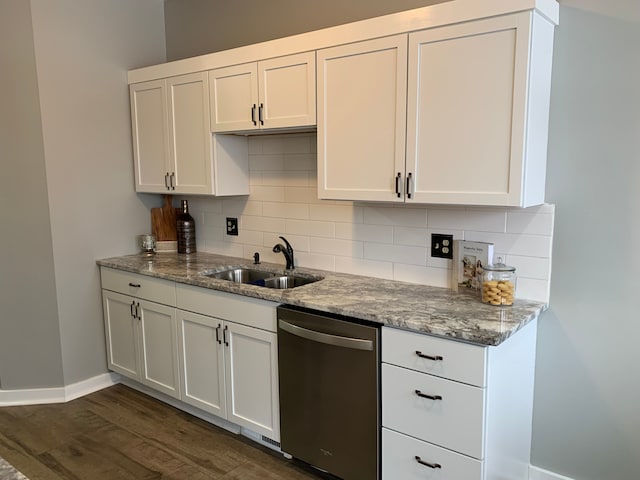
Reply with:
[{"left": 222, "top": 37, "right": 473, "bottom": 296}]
[
  {"left": 415, "top": 456, "right": 441, "bottom": 469},
  {"left": 415, "top": 389, "right": 442, "bottom": 401},
  {"left": 416, "top": 350, "right": 443, "bottom": 361},
  {"left": 128, "top": 282, "right": 141, "bottom": 288}
]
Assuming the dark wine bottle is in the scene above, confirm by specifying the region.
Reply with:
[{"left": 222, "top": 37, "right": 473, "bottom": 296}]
[{"left": 177, "top": 200, "right": 196, "bottom": 254}]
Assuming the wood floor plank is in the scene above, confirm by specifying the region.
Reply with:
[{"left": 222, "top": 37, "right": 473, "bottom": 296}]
[{"left": 0, "top": 384, "right": 330, "bottom": 480}]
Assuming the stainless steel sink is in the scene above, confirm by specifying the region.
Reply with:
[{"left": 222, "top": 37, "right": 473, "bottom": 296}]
[
  {"left": 263, "top": 275, "right": 318, "bottom": 289},
  {"left": 203, "top": 267, "right": 276, "bottom": 284},
  {"left": 202, "top": 267, "right": 322, "bottom": 289}
]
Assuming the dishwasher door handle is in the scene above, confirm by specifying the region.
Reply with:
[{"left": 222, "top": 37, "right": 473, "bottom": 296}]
[{"left": 279, "top": 319, "right": 373, "bottom": 351}]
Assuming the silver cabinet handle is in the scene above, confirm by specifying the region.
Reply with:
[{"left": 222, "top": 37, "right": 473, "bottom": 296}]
[
  {"left": 406, "top": 172, "right": 413, "bottom": 199},
  {"left": 223, "top": 325, "right": 229, "bottom": 346},
  {"left": 258, "top": 103, "right": 264, "bottom": 125},
  {"left": 416, "top": 350, "right": 443, "bottom": 361},
  {"left": 135, "top": 302, "right": 141, "bottom": 320},
  {"left": 164, "top": 172, "right": 170, "bottom": 190},
  {"left": 170, "top": 172, "right": 176, "bottom": 190},
  {"left": 279, "top": 320, "right": 373, "bottom": 351},
  {"left": 215, "top": 324, "right": 222, "bottom": 345},
  {"left": 130, "top": 301, "right": 136, "bottom": 318},
  {"left": 395, "top": 172, "right": 402, "bottom": 198},
  {"left": 251, "top": 104, "right": 257, "bottom": 125},
  {"left": 415, "top": 389, "right": 442, "bottom": 401},
  {"left": 415, "top": 456, "right": 441, "bottom": 469}
]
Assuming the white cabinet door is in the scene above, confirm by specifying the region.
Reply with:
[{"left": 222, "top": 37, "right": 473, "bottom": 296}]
[
  {"left": 210, "top": 52, "right": 316, "bottom": 133},
  {"left": 103, "top": 291, "right": 141, "bottom": 380},
  {"left": 167, "top": 72, "right": 213, "bottom": 194},
  {"left": 209, "top": 63, "right": 259, "bottom": 132},
  {"left": 177, "top": 310, "right": 227, "bottom": 417},
  {"left": 131, "top": 73, "right": 249, "bottom": 196},
  {"left": 225, "top": 322, "right": 280, "bottom": 441},
  {"left": 258, "top": 52, "right": 316, "bottom": 129},
  {"left": 138, "top": 299, "right": 180, "bottom": 399},
  {"left": 130, "top": 79, "right": 170, "bottom": 193},
  {"left": 406, "top": 13, "right": 532, "bottom": 206},
  {"left": 317, "top": 35, "right": 407, "bottom": 201}
]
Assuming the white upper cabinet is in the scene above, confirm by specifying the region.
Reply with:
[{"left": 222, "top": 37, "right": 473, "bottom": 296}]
[
  {"left": 209, "top": 52, "right": 316, "bottom": 132},
  {"left": 130, "top": 72, "right": 249, "bottom": 195},
  {"left": 406, "top": 12, "right": 552, "bottom": 206},
  {"left": 317, "top": 36, "right": 408, "bottom": 202},
  {"left": 318, "top": 11, "right": 554, "bottom": 207}
]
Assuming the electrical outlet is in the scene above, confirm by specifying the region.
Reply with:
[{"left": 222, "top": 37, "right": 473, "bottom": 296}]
[
  {"left": 431, "top": 233, "right": 453, "bottom": 259},
  {"left": 226, "top": 217, "right": 238, "bottom": 236}
]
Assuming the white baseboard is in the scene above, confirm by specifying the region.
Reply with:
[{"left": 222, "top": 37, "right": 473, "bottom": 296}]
[
  {"left": 530, "top": 465, "right": 576, "bottom": 480},
  {"left": 0, "top": 372, "right": 119, "bottom": 406}
]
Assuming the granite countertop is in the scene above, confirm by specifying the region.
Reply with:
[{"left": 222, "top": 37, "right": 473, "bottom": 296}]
[{"left": 97, "top": 251, "right": 547, "bottom": 346}]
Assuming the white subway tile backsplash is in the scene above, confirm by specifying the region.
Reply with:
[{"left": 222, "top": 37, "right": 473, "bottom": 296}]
[
  {"left": 310, "top": 237, "right": 363, "bottom": 257},
  {"left": 264, "top": 171, "right": 310, "bottom": 187},
  {"left": 364, "top": 243, "right": 427, "bottom": 266},
  {"left": 503, "top": 255, "right": 551, "bottom": 281},
  {"left": 507, "top": 211, "right": 555, "bottom": 235},
  {"left": 249, "top": 154, "right": 284, "bottom": 171},
  {"left": 295, "top": 251, "right": 336, "bottom": 271},
  {"left": 249, "top": 185, "right": 286, "bottom": 202},
  {"left": 394, "top": 226, "right": 429, "bottom": 247},
  {"left": 265, "top": 232, "right": 310, "bottom": 252},
  {"left": 193, "top": 135, "right": 554, "bottom": 302},
  {"left": 364, "top": 206, "right": 427, "bottom": 227},
  {"left": 310, "top": 204, "right": 363, "bottom": 223},
  {"left": 335, "top": 256, "right": 394, "bottom": 279},
  {"left": 284, "top": 186, "right": 321, "bottom": 204},
  {"left": 393, "top": 264, "right": 451, "bottom": 288},
  {"left": 285, "top": 219, "right": 335, "bottom": 238},
  {"left": 467, "top": 231, "right": 553, "bottom": 258},
  {"left": 242, "top": 215, "right": 286, "bottom": 233},
  {"left": 202, "top": 239, "right": 244, "bottom": 258},
  {"left": 428, "top": 208, "right": 507, "bottom": 232},
  {"left": 263, "top": 202, "right": 309, "bottom": 220},
  {"left": 335, "top": 223, "right": 394, "bottom": 243}
]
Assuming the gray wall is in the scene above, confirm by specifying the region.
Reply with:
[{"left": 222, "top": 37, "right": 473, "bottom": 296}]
[
  {"left": 0, "top": 0, "right": 64, "bottom": 389},
  {"left": 0, "top": 0, "right": 166, "bottom": 390},
  {"left": 163, "top": 1, "right": 640, "bottom": 478},
  {"left": 533, "top": 5, "right": 640, "bottom": 480},
  {"left": 164, "top": 0, "right": 448, "bottom": 60}
]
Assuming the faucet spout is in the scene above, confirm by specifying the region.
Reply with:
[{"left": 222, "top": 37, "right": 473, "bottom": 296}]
[{"left": 273, "top": 236, "right": 295, "bottom": 270}]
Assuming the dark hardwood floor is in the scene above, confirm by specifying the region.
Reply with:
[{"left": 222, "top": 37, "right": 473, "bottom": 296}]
[{"left": 0, "top": 384, "right": 331, "bottom": 479}]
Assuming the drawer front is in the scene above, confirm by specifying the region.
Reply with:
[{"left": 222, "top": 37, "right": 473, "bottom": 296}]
[
  {"left": 101, "top": 268, "right": 176, "bottom": 306},
  {"left": 176, "top": 283, "right": 278, "bottom": 332},
  {"left": 382, "top": 364, "right": 485, "bottom": 459},
  {"left": 382, "top": 327, "right": 486, "bottom": 387},
  {"left": 383, "top": 428, "right": 483, "bottom": 480}
]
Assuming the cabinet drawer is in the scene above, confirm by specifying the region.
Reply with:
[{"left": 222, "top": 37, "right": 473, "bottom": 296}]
[
  {"left": 100, "top": 268, "right": 176, "bottom": 306},
  {"left": 176, "top": 284, "right": 278, "bottom": 332},
  {"left": 382, "top": 327, "right": 486, "bottom": 387},
  {"left": 382, "top": 364, "right": 485, "bottom": 459},
  {"left": 383, "top": 428, "right": 482, "bottom": 480}
]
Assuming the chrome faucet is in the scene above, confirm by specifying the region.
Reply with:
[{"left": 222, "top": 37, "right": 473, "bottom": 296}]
[{"left": 272, "top": 236, "right": 295, "bottom": 270}]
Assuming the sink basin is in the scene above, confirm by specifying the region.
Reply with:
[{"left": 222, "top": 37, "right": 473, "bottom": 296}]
[
  {"left": 202, "top": 267, "right": 322, "bottom": 289},
  {"left": 203, "top": 268, "right": 276, "bottom": 284},
  {"left": 263, "top": 275, "right": 318, "bottom": 289}
]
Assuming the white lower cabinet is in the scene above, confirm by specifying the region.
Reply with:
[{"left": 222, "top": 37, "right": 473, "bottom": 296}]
[
  {"left": 100, "top": 267, "right": 280, "bottom": 442},
  {"left": 102, "top": 290, "right": 180, "bottom": 399},
  {"left": 382, "top": 323, "right": 538, "bottom": 480},
  {"left": 176, "top": 284, "right": 280, "bottom": 441}
]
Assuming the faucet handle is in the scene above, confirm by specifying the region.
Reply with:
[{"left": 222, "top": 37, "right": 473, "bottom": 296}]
[{"left": 279, "top": 236, "right": 293, "bottom": 252}]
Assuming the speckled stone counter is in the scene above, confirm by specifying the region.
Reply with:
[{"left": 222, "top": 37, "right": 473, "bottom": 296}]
[{"left": 97, "top": 252, "right": 547, "bottom": 346}]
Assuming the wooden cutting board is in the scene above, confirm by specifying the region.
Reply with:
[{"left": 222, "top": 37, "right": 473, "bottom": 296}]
[{"left": 151, "top": 194, "right": 177, "bottom": 241}]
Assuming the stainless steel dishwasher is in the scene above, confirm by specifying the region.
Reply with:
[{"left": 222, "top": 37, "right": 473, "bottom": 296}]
[{"left": 277, "top": 305, "right": 380, "bottom": 480}]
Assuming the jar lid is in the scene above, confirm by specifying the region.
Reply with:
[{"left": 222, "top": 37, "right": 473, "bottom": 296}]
[{"left": 483, "top": 257, "right": 515, "bottom": 272}]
